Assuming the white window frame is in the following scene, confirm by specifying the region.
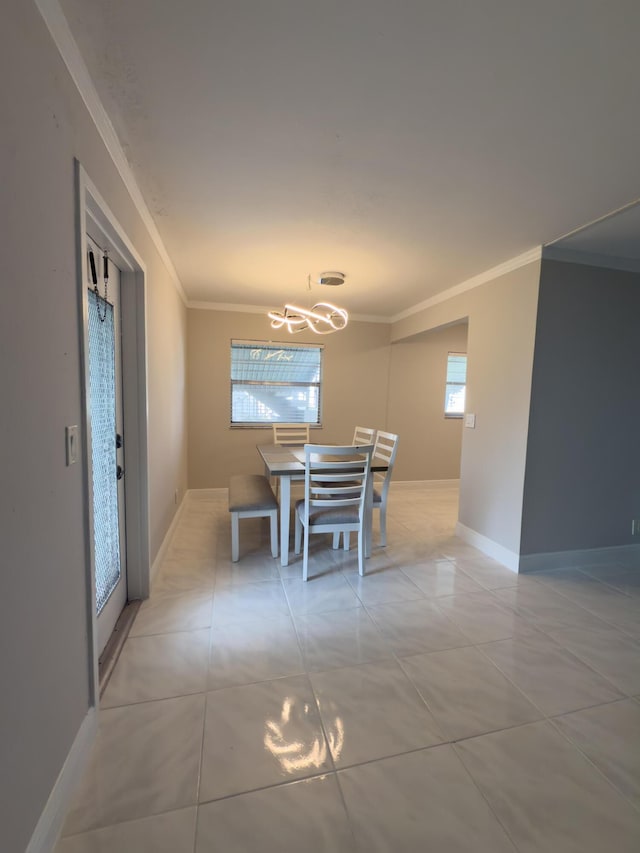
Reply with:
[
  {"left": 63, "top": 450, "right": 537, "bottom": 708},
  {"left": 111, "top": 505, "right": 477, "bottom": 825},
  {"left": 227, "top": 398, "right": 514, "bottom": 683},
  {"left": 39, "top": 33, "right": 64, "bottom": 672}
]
[
  {"left": 444, "top": 352, "right": 467, "bottom": 418},
  {"left": 230, "top": 339, "right": 324, "bottom": 427}
]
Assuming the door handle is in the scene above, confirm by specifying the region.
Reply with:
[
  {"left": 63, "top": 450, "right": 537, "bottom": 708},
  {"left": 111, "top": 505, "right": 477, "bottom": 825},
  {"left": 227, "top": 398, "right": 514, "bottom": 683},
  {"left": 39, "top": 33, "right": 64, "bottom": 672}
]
[
  {"left": 116, "top": 432, "right": 123, "bottom": 449},
  {"left": 116, "top": 465, "right": 124, "bottom": 481}
]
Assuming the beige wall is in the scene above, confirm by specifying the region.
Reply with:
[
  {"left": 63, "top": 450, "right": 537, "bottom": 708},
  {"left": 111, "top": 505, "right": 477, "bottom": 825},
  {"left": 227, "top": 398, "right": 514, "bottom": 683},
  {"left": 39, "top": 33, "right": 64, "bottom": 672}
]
[
  {"left": 188, "top": 310, "right": 391, "bottom": 488},
  {"left": 392, "top": 261, "right": 541, "bottom": 558},
  {"left": 387, "top": 323, "right": 468, "bottom": 481},
  {"left": 1, "top": 3, "right": 188, "bottom": 849},
  {"left": 147, "top": 286, "right": 189, "bottom": 552}
]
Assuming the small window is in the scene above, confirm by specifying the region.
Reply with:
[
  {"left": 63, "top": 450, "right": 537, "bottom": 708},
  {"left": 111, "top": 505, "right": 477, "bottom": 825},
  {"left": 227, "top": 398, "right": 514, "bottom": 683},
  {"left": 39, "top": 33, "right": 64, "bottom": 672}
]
[
  {"left": 230, "top": 340, "right": 323, "bottom": 426},
  {"left": 444, "top": 352, "right": 467, "bottom": 417}
]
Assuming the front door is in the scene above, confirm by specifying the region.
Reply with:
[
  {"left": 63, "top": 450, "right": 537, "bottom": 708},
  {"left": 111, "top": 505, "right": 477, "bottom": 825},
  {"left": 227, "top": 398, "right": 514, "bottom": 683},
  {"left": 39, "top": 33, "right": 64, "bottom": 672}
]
[{"left": 86, "top": 235, "right": 127, "bottom": 654}]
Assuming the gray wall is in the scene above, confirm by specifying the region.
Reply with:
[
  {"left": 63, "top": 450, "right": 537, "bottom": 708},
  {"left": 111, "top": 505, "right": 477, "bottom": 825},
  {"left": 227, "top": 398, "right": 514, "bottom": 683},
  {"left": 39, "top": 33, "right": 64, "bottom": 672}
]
[
  {"left": 0, "top": 3, "right": 188, "bottom": 850},
  {"left": 187, "top": 310, "right": 392, "bottom": 488},
  {"left": 521, "top": 259, "right": 640, "bottom": 554},
  {"left": 387, "top": 323, "right": 467, "bottom": 481}
]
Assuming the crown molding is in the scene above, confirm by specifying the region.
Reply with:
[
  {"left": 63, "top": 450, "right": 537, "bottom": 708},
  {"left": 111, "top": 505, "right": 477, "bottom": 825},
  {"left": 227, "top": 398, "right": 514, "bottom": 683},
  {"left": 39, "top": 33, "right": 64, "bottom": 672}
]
[
  {"left": 390, "top": 247, "right": 543, "bottom": 324},
  {"left": 188, "top": 301, "right": 276, "bottom": 314},
  {"left": 187, "top": 301, "right": 391, "bottom": 323},
  {"left": 542, "top": 246, "right": 640, "bottom": 273},
  {"left": 32, "top": 2, "right": 551, "bottom": 322},
  {"left": 187, "top": 246, "right": 546, "bottom": 324},
  {"left": 34, "top": 0, "right": 187, "bottom": 304},
  {"left": 545, "top": 197, "right": 640, "bottom": 244},
  {"left": 350, "top": 312, "right": 391, "bottom": 324}
]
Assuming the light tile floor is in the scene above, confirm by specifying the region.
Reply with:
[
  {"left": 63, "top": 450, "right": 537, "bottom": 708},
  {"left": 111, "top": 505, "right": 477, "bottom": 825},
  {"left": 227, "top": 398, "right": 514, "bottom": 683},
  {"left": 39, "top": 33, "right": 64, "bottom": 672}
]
[{"left": 57, "top": 483, "right": 640, "bottom": 852}]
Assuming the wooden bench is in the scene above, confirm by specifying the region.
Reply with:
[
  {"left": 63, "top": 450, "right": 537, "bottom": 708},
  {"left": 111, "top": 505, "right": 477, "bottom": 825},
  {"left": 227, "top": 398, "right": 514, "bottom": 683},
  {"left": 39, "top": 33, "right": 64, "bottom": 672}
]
[{"left": 228, "top": 474, "right": 279, "bottom": 562}]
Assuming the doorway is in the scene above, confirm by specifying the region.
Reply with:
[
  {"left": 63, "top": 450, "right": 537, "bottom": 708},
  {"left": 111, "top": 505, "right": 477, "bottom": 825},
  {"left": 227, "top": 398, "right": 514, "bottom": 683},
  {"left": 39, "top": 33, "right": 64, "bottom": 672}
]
[
  {"left": 86, "top": 236, "right": 127, "bottom": 653},
  {"left": 77, "top": 163, "right": 150, "bottom": 703}
]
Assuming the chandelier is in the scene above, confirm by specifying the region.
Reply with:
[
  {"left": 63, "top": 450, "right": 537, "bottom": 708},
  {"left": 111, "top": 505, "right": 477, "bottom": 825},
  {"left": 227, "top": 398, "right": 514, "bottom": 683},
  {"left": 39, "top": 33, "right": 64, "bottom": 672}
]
[{"left": 268, "top": 273, "right": 349, "bottom": 335}]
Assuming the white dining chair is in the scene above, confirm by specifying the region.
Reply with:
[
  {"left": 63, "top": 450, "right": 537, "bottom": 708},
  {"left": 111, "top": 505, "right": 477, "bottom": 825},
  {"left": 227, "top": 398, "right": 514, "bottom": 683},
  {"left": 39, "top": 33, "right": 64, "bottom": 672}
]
[
  {"left": 334, "top": 429, "right": 399, "bottom": 550},
  {"left": 370, "top": 430, "right": 399, "bottom": 546},
  {"left": 352, "top": 425, "right": 376, "bottom": 445},
  {"left": 294, "top": 443, "right": 374, "bottom": 581},
  {"left": 272, "top": 423, "right": 311, "bottom": 445},
  {"left": 271, "top": 423, "right": 311, "bottom": 499}
]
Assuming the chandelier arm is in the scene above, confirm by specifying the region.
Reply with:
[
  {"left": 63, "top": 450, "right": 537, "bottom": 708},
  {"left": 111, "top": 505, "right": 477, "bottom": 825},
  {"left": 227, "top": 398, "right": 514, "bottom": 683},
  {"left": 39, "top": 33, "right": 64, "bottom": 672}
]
[{"left": 268, "top": 280, "right": 349, "bottom": 335}]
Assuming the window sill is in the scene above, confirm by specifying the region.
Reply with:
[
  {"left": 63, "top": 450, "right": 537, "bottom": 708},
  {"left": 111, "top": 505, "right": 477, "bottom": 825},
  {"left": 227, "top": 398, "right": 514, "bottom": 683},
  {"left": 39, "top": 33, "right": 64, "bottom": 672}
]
[{"left": 229, "top": 423, "right": 323, "bottom": 429}]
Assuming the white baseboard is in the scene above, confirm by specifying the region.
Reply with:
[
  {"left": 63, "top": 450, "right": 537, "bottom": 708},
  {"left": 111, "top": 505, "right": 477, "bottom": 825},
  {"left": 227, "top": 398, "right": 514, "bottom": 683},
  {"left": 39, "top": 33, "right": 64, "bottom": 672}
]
[
  {"left": 187, "top": 488, "right": 228, "bottom": 500},
  {"left": 455, "top": 529, "right": 640, "bottom": 574},
  {"left": 519, "top": 543, "right": 640, "bottom": 573},
  {"left": 187, "top": 483, "right": 459, "bottom": 497},
  {"left": 149, "top": 497, "right": 188, "bottom": 585},
  {"left": 455, "top": 522, "right": 520, "bottom": 573},
  {"left": 26, "top": 708, "right": 98, "bottom": 853},
  {"left": 392, "top": 479, "right": 460, "bottom": 490}
]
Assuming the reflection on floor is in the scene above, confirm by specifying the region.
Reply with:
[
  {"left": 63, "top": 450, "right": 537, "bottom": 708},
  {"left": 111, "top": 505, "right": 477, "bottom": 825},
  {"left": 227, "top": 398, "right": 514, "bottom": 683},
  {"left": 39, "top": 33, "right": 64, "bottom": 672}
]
[{"left": 57, "top": 482, "right": 640, "bottom": 852}]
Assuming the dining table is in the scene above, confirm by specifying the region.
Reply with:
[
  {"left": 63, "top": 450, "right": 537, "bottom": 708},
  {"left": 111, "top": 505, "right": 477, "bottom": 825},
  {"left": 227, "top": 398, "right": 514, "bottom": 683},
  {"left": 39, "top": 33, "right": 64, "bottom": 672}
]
[{"left": 257, "top": 443, "right": 389, "bottom": 567}]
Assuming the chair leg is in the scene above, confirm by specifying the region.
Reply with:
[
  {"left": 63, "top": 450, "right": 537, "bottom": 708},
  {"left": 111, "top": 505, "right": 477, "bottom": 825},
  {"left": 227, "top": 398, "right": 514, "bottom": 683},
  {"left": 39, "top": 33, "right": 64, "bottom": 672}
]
[
  {"left": 302, "top": 527, "right": 310, "bottom": 582},
  {"left": 379, "top": 505, "right": 387, "bottom": 547},
  {"left": 269, "top": 509, "right": 278, "bottom": 558},
  {"left": 343, "top": 532, "right": 350, "bottom": 551},
  {"left": 294, "top": 513, "right": 302, "bottom": 554},
  {"left": 332, "top": 531, "right": 340, "bottom": 549},
  {"left": 357, "top": 527, "right": 365, "bottom": 576},
  {"left": 231, "top": 513, "right": 240, "bottom": 562}
]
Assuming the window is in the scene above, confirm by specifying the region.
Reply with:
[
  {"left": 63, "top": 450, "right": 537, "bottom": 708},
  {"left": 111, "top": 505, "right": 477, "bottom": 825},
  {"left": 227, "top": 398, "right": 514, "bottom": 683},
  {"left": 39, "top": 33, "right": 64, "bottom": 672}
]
[
  {"left": 444, "top": 352, "right": 467, "bottom": 417},
  {"left": 230, "top": 340, "right": 323, "bottom": 426}
]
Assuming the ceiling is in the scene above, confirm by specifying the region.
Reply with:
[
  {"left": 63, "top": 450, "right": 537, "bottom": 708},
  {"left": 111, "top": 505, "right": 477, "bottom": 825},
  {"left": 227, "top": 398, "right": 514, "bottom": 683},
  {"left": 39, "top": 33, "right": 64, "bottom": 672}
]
[{"left": 57, "top": 0, "right": 640, "bottom": 320}]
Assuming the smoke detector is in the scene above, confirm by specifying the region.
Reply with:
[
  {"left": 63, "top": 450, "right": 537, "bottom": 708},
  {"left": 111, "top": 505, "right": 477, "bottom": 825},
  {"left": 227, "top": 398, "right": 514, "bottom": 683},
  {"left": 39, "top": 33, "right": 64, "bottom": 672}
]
[{"left": 318, "top": 271, "right": 345, "bottom": 286}]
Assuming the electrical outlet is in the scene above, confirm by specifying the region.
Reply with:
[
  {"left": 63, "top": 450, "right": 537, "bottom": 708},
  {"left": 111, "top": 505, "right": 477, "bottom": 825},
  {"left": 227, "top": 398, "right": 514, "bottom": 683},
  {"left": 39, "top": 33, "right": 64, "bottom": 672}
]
[{"left": 632, "top": 519, "right": 640, "bottom": 536}]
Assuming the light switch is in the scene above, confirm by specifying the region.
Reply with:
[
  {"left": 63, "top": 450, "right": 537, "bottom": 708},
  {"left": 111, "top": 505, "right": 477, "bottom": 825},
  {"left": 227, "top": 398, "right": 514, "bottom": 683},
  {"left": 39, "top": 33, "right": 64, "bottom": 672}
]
[
  {"left": 464, "top": 413, "right": 476, "bottom": 428},
  {"left": 66, "top": 425, "right": 79, "bottom": 465}
]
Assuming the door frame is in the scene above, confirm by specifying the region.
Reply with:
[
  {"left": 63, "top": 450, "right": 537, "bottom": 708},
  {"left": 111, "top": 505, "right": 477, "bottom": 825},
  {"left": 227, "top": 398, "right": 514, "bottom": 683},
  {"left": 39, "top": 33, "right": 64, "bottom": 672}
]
[
  {"left": 75, "top": 161, "right": 150, "bottom": 706},
  {"left": 86, "top": 240, "right": 127, "bottom": 654}
]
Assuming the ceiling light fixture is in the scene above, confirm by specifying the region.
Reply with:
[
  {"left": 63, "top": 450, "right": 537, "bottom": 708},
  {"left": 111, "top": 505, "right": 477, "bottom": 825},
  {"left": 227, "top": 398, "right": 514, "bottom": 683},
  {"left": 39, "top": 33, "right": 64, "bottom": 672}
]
[
  {"left": 268, "top": 273, "right": 348, "bottom": 335},
  {"left": 317, "top": 271, "right": 345, "bottom": 287}
]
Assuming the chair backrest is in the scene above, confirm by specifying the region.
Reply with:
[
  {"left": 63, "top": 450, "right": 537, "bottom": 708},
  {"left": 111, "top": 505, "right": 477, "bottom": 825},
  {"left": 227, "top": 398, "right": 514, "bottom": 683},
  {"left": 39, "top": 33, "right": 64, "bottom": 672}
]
[
  {"left": 272, "top": 423, "right": 311, "bottom": 446},
  {"left": 301, "top": 443, "right": 374, "bottom": 525},
  {"left": 352, "top": 425, "right": 376, "bottom": 446},
  {"left": 373, "top": 431, "right": 399, "bottom": 499}
]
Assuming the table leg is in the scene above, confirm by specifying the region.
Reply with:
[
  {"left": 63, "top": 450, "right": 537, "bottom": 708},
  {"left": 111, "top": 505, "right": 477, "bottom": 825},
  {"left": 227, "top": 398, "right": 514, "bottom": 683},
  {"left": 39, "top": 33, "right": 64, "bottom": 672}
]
[{"left": 280, "top": 475, "right": 291, "bottom": 567}]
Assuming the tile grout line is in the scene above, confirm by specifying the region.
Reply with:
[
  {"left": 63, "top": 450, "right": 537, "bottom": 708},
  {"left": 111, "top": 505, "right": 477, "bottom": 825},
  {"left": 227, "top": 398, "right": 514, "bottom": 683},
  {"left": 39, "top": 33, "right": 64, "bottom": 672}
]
[
  {"left": 545, "top": 705, "right": 640, "bottom": 816},
  {"left": 61, "top": 489, "right": 640, "bottom": 848}
]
